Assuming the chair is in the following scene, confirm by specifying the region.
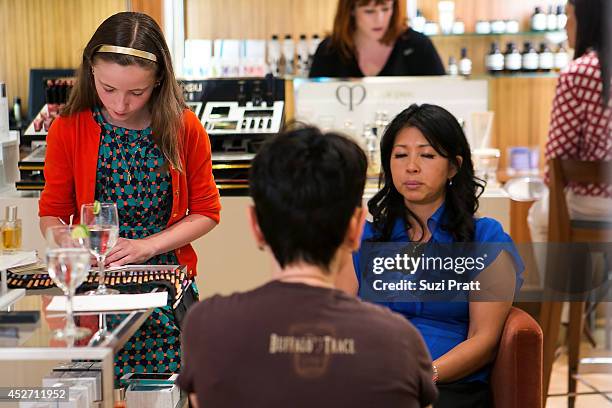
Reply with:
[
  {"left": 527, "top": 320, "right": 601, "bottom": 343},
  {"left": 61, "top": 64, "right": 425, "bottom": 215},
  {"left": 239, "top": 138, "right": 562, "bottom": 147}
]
[
  {"left": 539, "top": 159, "right": 612, "bottom": 407},
  {"left": 491, "top": 307, "right": 543, "bottom": 408}
]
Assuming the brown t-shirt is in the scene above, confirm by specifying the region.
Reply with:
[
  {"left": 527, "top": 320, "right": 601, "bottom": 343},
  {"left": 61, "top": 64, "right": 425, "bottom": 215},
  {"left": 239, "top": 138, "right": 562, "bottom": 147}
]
[{"left": 178, "top": 281, "right": 437, "bottom": 408}]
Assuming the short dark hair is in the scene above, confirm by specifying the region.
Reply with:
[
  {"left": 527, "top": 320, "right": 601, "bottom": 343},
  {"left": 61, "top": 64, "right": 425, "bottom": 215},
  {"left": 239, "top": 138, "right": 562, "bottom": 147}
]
[
  {"left": 250, "top": 125, "right": 367, "bottom": 271},
  {"left": 368, "top": 104, "right": 485, "bottom": 243},
  {"left": 569, "top": 0, "right": 610, "bottom": 105}
]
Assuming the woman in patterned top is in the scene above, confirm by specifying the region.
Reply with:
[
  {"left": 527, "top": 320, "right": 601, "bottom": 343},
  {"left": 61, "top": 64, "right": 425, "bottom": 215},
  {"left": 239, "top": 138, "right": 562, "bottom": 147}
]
[
  {"left": 528, "top": 0, "right": 612, "bottom": 241},
  {"left": 39, "top": 12, "right": 221, "bottom": 380}
]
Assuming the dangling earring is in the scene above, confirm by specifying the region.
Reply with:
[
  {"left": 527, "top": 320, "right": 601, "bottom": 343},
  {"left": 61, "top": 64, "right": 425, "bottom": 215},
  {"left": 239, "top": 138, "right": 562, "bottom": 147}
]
[{"left": 448, "top": 178, "right": 453, "bottom": 186}]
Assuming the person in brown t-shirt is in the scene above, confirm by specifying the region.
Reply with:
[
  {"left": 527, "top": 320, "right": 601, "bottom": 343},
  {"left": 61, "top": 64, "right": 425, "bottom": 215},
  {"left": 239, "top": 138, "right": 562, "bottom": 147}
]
[{"left": 177, "top": 126, "right": 438, "bottom": 408}]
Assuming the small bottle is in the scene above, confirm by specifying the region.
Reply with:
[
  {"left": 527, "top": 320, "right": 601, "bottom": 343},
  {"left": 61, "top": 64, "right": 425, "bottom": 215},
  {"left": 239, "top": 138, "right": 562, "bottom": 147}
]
[
  {"left": 13, "top": 97, "right": 22, "bottom": 128},
  {"left": 522, "top": 42, "right": 540, "bottom": 72},
  {"left": 556, "top": 4, "right": 567, "bottom": 30},
  {"left": 546, "top": 5, "right": 558, "bottom": 31},
  {"left": 374, "top": 111, "right": 389, "bottom": 138},
  {"left": 459, "top": 48, "right": 472, "bottom": 77},
  {"left": 504, "top": 42, "right": 522, "bottom": 73},
  {"left": 531, "top": 7, "right": 547, "bottom": 31},
  {"left": 2, "top": 206, "right": 22, "bottom": 251},
  {"left": 554, "top": 43, "right": 570, "bottom": 71},
  {"left": 0, "top": 83, "right": 9, "bottom": 140},
  {"left": 363, "top": 124, "right": 380, "bottom": 178},
  {"left": 309, "top": 34, "right": 321, "bottom": 59},
  {"left": 267, "top": 35, "right": 281, "bottom": 76},
  {"left": 412, "top": 9, "right": 427, "bottom": 33},
  {"left": 447, "top": 56, "right": 459, "bottom": 76},
  {"left": 282, "top": 34, "right": 295, "bottom": 76},
  {"left": 486, "top": 43, "right": 505, "bottom": 74},
  {"left": 538, "top": 43, "right": 555, "bottom": 72},
  {"left": 296, "top": 34, "right": 310, "bottom": 77}
]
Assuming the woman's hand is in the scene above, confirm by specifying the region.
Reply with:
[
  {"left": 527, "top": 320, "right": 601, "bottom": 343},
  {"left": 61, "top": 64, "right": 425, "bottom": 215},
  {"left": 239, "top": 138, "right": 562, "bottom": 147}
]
[{"left": 105, "top": 237, "right": 157, "bottom": 266}]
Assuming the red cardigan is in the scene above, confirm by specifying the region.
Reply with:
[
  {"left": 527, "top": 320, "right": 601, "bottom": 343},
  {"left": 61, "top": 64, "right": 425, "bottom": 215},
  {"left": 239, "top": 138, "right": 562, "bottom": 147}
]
[{"left": 39, "top": 109, "right": 221, "bottom": 277}]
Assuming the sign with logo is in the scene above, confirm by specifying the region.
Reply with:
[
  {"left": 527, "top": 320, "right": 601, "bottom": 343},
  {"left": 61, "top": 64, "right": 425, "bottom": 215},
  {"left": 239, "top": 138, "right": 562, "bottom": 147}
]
[{"left": 293, "top": 77, "right": 488, "bottom": 148}]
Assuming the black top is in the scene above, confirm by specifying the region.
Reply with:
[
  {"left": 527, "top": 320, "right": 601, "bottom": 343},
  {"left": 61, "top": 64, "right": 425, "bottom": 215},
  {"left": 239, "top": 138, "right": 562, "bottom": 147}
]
[{"left": 309, "top": 28, "right": 445, "bottom": 78}]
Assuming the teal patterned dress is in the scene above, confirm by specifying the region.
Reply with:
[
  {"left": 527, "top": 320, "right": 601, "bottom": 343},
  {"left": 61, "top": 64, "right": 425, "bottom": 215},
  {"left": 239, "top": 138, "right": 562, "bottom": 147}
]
[{"left": 92, "top": 107, "right": 186, "bottom": 381}]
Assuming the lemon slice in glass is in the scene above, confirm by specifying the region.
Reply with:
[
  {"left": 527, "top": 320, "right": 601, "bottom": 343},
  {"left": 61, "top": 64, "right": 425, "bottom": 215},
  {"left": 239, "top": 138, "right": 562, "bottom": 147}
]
[
  {"left": 71, "top": 224, "right": 90, "bottom": 239},
  {"left": 93, "top": 200, "right": 101, "bottom": 215}
]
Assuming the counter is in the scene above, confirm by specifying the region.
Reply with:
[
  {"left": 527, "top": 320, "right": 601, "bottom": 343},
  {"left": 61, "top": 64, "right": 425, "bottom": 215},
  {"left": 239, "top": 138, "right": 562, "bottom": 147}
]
[{"left": 0, "top": 186, "right": 509, "bottom": 298}]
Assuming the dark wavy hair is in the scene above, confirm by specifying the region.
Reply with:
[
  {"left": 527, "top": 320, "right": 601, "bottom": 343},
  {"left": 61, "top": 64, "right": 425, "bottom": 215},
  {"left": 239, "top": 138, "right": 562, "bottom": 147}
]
[
  {"left": 368, "top": 104, "right": 485, "bottom": 242},
  {"left": 568, "top": 0, "right": 610, "bottom": 105}
]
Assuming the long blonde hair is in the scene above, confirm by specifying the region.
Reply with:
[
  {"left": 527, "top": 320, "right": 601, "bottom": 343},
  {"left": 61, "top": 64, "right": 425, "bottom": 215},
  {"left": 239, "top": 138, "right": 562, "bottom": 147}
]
[{"left": 63, "top": 12, "right": 187, "bottom": 171}]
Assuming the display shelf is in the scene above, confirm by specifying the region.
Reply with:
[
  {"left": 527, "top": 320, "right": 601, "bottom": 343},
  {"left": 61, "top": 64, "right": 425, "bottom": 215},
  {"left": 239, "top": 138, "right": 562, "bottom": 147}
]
[
  {"left": 0, "top": 294, "right": 154, "bottom": 408},
  {"left": 428, "top": 30, "right": 567, "bottom": 39}
]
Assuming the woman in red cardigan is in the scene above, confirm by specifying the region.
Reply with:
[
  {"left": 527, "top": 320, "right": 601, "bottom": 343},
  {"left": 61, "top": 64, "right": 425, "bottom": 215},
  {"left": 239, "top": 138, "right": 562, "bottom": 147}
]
[{"left": 38, "top": 12, "right": 220, "bottom": 380}]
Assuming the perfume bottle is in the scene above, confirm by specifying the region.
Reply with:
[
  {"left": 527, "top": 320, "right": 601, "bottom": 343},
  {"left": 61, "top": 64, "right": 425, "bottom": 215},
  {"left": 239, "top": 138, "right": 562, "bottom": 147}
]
[
  {"left": 282, "top": 34, "right": 295, "bottom": 76},
  {"left": 296, "top": 34, "right": 310, "bottom": 77},
  {"left": 554, "top": 43, "right": 570, "bottom": 71},
  {"left": 2, "top": 206, "right": 22, "bottom": 251},
  {"left": 522, "top": 42, "right": 540, "bottom": 72},
  {"left": 546, "top": 5, "right": 558, "bottom": 31},
  {"left": 267, "top": 35, "right": 281, "bottom": 76},
  {"left": 447, "top": 56, "right": 459, "bottom": 76},
  {"left": 531, "top": 7, "right": 547, "bottom": 31},
  {"left": 538, "top": 43, "right": 555, "bottom": 72},
  {"left": 486, "top": 43, "right": 505, "bottom": 74},
  {"left": 459, "top": 48, "right": 472, "bottom": 77},
  {"left": 504, "top": 42, "right": 522, "bottom": 73},
  {"left": 556, "top": 4, "right": 567, "bottom": 30}
]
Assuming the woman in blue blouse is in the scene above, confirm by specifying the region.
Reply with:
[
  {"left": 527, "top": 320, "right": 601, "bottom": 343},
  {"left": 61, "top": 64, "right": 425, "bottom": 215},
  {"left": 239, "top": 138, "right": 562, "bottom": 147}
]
[{"left": 338, "top": 104, "right": 523, "bottom": 407}]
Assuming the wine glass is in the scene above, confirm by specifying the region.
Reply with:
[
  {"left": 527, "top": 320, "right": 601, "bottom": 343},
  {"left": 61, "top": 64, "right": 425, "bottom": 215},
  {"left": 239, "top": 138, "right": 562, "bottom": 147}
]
[
  {"left": 80, "top": 202, "right": 120, "bottom": 295},
  {"left": 46, "top": 226, "right": 92, "bottom": 340}
]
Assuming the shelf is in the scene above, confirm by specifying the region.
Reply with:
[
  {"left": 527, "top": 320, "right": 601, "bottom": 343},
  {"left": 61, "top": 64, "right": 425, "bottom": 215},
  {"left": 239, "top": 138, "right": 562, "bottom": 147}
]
[{"left": 427, "top": 30, "right": 567, "bottom": 38}]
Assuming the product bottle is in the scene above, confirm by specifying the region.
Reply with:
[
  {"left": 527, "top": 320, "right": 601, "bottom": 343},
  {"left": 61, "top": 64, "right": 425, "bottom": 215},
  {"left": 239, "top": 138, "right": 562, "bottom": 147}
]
[
  {"left": 267, "top": 35, "right": 281, "bottom": 76},
  {"left": 13, "top": 97, "right": 22, "bottom": 128},
  {"left": 459, "top": 48, "right": 472, "bottom": 77},
  {"left": 282, "top": 34, "right": 295, "bottom": 76},
  {"left": 554, "top": 43, "right": 570, "bottom": 71},
  {"left": 531, "top": 7, "right": 547, "bottom": 31},
  {"left": 296, "top": 34, "right": 310, "bottom": 77},
  {"left": 504, "top": 42, "right": 522, "bottom": 73},
  {"left": 411, "top": 9, "right": 427, "bottom": 33},
  {"left": 546, "top": 5, "right": 558, "bottom": 31},
  {"left": 362, "top": 124, "right": 380, "bottom": 178},
  {"left": 522, "top": 42, "right": 540, "bottom": 72},
  {"left": 556, "top": 4, "right": 567, "bottom": 30},
  {"left": 538, "top": 43, "right": 555, "bottom": 72},
  {"left": 2, "top": 206, "right": 22, "bottom": 251},
  {"left": 486, "top": 43, "right": 505, "bottom": 74},
  {"left": 309, "top": 34, "right": 321, "bottom": 57},
  {"left": 308, "top": 34, "right": 321, "bottom": 74},
  {"left": 447, "top": 56, "right": 459, "bottom": 76},
  {"left": 0, "top": 83, "right": 9, "bottom": 140}
]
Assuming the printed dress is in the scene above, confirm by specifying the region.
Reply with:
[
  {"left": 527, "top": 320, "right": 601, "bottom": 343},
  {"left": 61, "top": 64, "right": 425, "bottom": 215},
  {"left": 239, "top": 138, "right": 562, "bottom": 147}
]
[{"left": 92, "top": 107, "right": 186, "bottom": 382}]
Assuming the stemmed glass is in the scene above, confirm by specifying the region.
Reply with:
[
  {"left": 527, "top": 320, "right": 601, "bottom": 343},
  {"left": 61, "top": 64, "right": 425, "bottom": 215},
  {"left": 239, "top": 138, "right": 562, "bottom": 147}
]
[
  {"left": 46, "top": 226, "right": 92, "bottom": 340},
  {"left": 80, "top": 202, "right": 120, "bottom": 295}
]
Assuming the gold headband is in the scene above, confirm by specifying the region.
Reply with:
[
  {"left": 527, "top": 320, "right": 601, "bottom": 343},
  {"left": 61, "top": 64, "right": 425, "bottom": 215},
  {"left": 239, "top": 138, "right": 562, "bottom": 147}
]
[{"left": 96, "top": 45, "right": 158, "bottom": 63}]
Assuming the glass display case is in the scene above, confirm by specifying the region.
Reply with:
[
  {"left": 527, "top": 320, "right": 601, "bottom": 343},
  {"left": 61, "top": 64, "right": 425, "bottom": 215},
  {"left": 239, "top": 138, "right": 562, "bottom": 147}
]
[{"left": 0, "top": 294, "right": 154, "bottom": 407}]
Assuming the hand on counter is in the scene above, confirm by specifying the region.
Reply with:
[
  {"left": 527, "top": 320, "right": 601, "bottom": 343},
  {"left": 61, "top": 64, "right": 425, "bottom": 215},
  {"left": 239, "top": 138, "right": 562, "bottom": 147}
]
[{"left": 105, "top": 237, "right": 156, "bottom": 267}]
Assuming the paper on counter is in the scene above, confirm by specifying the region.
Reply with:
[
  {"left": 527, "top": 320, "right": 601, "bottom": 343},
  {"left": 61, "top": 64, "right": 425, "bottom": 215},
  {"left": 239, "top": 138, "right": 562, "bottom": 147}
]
[
  {"left": 0, "top": 250, "right": 38, "bottom": 270},
  {"left": 46, "top": 292, "right": 168, "bottom": 312}
]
